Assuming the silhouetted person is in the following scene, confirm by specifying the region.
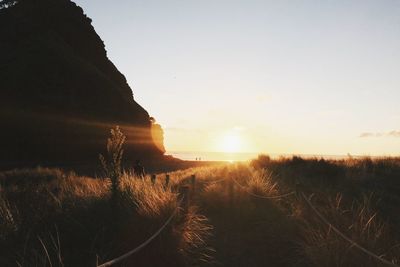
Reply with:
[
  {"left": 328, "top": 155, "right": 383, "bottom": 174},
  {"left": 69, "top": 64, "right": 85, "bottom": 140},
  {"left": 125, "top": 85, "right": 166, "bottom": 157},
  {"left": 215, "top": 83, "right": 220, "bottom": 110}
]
[{"left": 134, "top": 160, "right": 145, "bottom": 179}]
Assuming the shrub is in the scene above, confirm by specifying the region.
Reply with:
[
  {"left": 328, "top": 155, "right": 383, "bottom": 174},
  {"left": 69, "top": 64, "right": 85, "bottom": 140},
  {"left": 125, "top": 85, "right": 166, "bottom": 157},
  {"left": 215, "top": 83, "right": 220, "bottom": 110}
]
[{"left": 99, "top": 126, "right": 126, "bottom": 205}]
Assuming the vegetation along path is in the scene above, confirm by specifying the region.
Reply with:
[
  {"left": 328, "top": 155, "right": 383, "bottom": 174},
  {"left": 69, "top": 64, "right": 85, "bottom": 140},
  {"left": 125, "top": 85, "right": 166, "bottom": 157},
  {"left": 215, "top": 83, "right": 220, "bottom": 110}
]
[
  {"left": 179, "top": 166, "right": 307, "bottom": 267},
  {"left": 176, "top": 160, "right": 400, "bottom": 267}
]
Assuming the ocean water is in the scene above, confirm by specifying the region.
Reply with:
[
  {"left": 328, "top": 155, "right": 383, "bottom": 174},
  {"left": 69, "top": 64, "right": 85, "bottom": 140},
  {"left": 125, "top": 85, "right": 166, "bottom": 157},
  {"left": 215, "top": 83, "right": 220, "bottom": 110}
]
[
  {"left": 166, "top": 151, "right": 259, "bottom": 162},
  {"left": 166, "top": 151, "right": 358, "bottom": 162}
]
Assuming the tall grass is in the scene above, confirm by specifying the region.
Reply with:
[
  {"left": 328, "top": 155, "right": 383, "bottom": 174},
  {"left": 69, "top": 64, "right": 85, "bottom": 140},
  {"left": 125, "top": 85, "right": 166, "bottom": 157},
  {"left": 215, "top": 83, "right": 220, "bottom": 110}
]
[
  {"left": 99, "top": 126, "right": 125, "bottom": 208},
  {"left": 0, "top": 156, "right": 399, "bottom": 266},
  {"left": 250, "top": 155, "right": 400, "bottom": 266},
  {"left": 298, "top": 193, "right": 399, "bottom": 266},
  {"left": 167, "top": 158, "right": 400, "bottom": 266},
  {"left": 0, "top": 167, "right": 212, "bottom": 266}
]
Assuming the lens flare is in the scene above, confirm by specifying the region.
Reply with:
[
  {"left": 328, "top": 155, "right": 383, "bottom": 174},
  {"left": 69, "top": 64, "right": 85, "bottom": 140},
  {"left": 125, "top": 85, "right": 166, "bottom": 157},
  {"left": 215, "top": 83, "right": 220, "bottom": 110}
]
[{"left": 220, "top": 133, "right": 241, "bottom": 153}]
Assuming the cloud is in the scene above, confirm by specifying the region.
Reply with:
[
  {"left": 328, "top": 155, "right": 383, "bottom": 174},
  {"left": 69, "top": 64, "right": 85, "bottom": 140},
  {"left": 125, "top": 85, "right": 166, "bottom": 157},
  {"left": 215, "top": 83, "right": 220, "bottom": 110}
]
[
  {"left": 359, "top": 130, "right": 400, "bottom": 138},
  {"left": 359, "top": 132, "right": 376, "bottom": 138},
  {"left": 388, "top": 130, "right": 400, "bottom": 137}
]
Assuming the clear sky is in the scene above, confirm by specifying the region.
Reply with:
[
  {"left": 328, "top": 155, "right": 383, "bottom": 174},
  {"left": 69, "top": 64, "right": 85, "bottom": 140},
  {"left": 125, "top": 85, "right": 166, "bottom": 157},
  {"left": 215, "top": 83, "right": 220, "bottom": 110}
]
[{"left": 75, "top": 0, "right": 400, "bottom": 156}]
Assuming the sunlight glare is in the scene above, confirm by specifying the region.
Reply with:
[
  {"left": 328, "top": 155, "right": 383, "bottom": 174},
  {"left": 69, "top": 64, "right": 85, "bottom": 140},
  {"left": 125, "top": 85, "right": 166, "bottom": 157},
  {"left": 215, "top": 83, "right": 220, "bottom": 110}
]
[{"left": 221, "top": 133, "right": 242, "bottom": 153}]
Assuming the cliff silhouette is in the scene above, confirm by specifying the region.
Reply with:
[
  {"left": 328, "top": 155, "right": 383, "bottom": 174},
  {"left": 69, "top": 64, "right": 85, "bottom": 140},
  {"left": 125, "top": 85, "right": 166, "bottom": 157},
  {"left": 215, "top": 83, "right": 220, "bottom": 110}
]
[{"left": 0, "top": 0, "right": 166, "bottom": 169}]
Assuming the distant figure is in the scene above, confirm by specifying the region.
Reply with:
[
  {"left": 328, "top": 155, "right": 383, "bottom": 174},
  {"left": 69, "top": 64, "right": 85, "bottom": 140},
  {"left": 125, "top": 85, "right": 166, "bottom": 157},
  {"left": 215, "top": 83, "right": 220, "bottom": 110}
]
[{"left": 133, "top": 159, "right": 145, "bottom": 179}]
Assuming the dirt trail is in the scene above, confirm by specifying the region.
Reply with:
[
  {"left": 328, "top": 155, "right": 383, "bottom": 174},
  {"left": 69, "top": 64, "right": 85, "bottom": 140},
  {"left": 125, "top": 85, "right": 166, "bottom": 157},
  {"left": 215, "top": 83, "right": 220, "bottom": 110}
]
[{"left": 192, "top": 180, "right": 309, "bottom": 267}]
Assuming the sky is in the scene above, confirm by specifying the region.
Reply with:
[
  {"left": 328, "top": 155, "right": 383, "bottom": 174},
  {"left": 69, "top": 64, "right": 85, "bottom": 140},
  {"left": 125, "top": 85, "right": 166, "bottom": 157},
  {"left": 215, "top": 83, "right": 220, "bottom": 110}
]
[{"left": 75, "top": 0, "right": 400, "bottom": 156}]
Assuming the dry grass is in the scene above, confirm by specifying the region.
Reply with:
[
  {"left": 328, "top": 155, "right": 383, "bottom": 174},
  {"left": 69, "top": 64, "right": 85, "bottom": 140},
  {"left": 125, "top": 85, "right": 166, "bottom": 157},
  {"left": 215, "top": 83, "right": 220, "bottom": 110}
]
[
  {"left": 297, "top": 193, "right": 400, "bottom": 266},
  {"left": 170, "top": 158, "right": 400, "bottom": 266},
  {"left": 1, "top": 156, "right": 399, "bottom": 266},
  {"left": 119, "top": 172, "right": 177, "bottom": 218},
  {"left": 249, "top": 156, "right": 400, "bottom": 267},
  {"left": 178, "top": 206, "right": 214, "bottom": 266},
  {"left": 0, "top": 167, "right": 212, "bottom": 267}
]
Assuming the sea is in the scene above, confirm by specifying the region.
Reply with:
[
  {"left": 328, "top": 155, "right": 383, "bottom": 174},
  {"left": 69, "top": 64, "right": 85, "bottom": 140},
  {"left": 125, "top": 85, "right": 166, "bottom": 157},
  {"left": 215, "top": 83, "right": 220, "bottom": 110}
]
[{"left": 165, "top": 151, "right": 370, "bottom": 162}]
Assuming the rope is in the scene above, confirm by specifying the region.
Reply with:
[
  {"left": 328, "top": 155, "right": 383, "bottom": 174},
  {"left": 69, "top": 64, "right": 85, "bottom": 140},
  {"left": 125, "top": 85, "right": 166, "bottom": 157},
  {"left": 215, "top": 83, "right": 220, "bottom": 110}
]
[
  {"left": 97, "top": 198, "right": 183, "bottom": 267},
  {"left": 300, "top": 192, "right": 400, "bottom": 267},
  {"left": 203, "top": 178, "right": 226, "bottom": 185},
  {"left": 232, "top": 177, "right": 295, "bottom": 199}
]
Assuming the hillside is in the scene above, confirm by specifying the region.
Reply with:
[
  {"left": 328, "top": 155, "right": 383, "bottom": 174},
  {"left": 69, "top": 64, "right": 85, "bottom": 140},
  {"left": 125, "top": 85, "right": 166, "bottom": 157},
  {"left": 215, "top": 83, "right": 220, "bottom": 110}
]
[{"left": 0, "top": 0, "right": 165, "bottom": 169}]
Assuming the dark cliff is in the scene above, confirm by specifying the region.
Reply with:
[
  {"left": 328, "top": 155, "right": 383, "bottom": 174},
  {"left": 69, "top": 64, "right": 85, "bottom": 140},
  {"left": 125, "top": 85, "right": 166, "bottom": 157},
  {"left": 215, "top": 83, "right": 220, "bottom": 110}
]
[{"left": 0, "top": 0, "right": 165, "bottom": 169}]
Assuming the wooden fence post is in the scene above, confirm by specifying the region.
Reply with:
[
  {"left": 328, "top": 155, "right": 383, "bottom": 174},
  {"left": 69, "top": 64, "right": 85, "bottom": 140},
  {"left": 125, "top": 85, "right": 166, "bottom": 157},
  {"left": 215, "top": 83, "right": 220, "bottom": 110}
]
[
  {"left": 228, "top": 178, "right": 234, "bottom": 207},
  {"left": 191, "top": 174, "right": 196, "bottom": 194},
  {"left": 165, "top": 174, "right": 170, "bottom": 187},
  {"left": 151, "top": 174, "right": 156, "bottom": 185},
  {"left": 178, "top": 186, "right": 190, "bottom": 216},
  {"left": 295, "top": 181, "right": 305, "bottom": 198}
]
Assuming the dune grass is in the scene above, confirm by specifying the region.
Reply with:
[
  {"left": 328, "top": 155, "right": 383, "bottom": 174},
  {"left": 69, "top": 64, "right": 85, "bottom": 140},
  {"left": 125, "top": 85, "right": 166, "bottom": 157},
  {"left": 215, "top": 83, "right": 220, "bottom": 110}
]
[
  {"left": 0, "top": 156, "right": 399, "bottom": 266},
  {"left": 0, "top": 167, "right": 212, "bottom": 267},
  {"left": 248, "top": 155, "right": 400, "bottom": 267}
]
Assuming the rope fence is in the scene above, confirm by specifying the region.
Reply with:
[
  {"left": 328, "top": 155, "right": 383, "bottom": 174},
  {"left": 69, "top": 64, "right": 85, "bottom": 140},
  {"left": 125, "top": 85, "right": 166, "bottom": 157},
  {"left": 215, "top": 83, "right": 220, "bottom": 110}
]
[
  {"left": 97, "top": 198, "right": 183, "bottom": 267},
  {"left": 202, "top": 178, "right": 226, "bottom": 185},
  {"left": 232, "top": 177, "right": 295, "bottom": 199},
  {"left": 96, "top": 172, "right": 399, "bottom": 267},
  {"left": 300, "top": 192, "right": 400, "bottom": 267},
  {"left": 231, "top": 175, "right": 399, "bottom": 266}
]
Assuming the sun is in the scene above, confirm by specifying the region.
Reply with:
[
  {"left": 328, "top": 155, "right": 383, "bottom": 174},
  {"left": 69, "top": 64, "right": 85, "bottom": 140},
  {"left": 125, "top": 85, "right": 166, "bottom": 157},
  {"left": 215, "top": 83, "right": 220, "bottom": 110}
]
[{"left": 221, "top": 133, "right": 242, "bottom": 153}]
